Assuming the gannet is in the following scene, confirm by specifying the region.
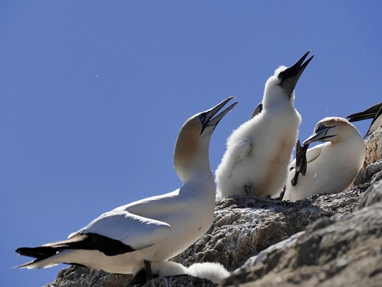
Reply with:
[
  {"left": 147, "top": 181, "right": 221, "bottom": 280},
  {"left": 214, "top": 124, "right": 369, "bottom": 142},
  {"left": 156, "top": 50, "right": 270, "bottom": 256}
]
[
  {"left": 346, "top": 102, "right": 382, "bottom": 138},
  {"left": 15, "top": 97, "right": 237, "bottom": 279},
  {"left": 129, "top": 261, "right": 230, "bottom": 285},
  {"left": 283, "top": 117, "right": 365, "bottom": 202},
  {"left": 215, "top": 51, "right": 313, "bottom": 198}
]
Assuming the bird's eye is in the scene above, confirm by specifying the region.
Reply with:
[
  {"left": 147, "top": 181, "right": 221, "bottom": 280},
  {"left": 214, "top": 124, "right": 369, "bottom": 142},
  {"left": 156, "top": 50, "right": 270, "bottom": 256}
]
[
  {"left": 278, "top": 71, "right": 285, "bottom": 81},
  {"left": 198, "top": 114, "right": 206, "bottom": 123},
  {"left": 316, "top": 123, "right": 326, "bottom": 131}
]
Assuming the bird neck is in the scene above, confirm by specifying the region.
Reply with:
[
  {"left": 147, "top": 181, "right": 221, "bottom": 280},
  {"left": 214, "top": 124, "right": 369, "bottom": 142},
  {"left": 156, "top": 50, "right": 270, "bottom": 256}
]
[{"left": 174, "top": 142, "right": 212, "bottom": 184}]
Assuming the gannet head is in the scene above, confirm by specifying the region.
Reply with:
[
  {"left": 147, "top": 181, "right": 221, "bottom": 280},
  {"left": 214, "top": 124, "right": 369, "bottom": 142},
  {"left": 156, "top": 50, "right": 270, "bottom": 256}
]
[
  {"left": 263, "top": 51, "right": 314, "bottom": 108},
  {"left": 303, "top": 117, "right": 362, "bottom": 145},
  {"left": 174, "top": 97, "right": 237, "bottom": 182}
]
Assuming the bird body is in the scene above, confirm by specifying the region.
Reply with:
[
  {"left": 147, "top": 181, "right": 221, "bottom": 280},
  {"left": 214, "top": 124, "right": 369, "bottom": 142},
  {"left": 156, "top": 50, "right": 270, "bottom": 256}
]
[
  {"left": 284, "top": 117, "right": 365, "bottom": 201},
  {"left": 216, "top": 51, "right": 313, "bottom": 198},
  {"left": 16, "top": 97, "right": 237, "bottom": 275}
]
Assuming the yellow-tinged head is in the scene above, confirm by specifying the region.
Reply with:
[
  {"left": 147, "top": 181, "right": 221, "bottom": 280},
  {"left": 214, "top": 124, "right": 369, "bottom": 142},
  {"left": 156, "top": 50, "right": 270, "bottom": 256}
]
[
  {"left": 174, "top": 97, "right": 237, "bottom": 183},
  {"left": 304, "top": 117, "right": 363, "bottom": 145}
]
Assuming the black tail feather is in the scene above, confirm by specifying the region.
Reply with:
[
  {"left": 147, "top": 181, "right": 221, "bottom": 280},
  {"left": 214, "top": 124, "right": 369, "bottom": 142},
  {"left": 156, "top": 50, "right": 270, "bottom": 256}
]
[{"left": 16, "top": 246, "right": 58, "bottom": 260}]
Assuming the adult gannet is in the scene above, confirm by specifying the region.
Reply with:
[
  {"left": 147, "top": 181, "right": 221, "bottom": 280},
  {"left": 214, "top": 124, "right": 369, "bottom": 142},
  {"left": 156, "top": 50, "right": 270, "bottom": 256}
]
[
  {"left": 15, "top": 97, "right": 237, "bottom": 279},
  {"left": 283, "top": 117, "right": 365, "bottom": 202},
  {"left": 215, "top": 51, "right": 313, "bottom": 198},
  {"left": 346, "top": 102, "right": 382, "bottom": 138}
]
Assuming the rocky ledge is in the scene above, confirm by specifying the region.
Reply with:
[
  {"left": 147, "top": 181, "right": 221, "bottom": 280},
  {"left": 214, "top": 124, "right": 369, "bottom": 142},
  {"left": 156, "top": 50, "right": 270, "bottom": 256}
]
[{"left": 44, "top": 129, "right": 382, "bottom": 287}]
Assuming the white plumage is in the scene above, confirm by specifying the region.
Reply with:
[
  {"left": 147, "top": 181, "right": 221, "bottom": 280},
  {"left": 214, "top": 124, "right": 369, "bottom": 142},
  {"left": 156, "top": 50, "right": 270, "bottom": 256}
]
[
  {"left": 147, "top": 261, "right": 230, "bottom": 284},
  {"left": 16, "top": 97, "right": 237, "bottom": 277},
  {"left": 216, "top": 51, "right": 313, "bottom": 198},
  {"left": 284, "top": 117, "right": 365, "bottom": 201}
]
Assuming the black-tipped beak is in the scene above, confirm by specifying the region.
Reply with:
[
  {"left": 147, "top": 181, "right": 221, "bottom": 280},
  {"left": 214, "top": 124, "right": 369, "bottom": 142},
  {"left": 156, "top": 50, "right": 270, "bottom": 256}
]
[
  {"left": 303, "top": 126, "right": 335, "bottom": 145},
  {"left": 201, "top": 96, "right": 238, "bottom": 132},
  {"left": 279, "top": 51, "right": 314, "bottom": 97}
]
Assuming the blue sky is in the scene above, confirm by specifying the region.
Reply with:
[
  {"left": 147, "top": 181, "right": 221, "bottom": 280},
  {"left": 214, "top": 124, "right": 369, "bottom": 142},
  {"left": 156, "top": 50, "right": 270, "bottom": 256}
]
[{"left": 1, "top": 1, "right": 381, "bottom": 286}]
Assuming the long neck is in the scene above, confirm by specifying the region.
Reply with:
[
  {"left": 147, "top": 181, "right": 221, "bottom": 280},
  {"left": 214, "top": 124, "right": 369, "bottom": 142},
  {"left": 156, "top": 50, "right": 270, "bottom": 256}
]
[{"left": 174, "top": 135, "right": 213, "bottom": 184}]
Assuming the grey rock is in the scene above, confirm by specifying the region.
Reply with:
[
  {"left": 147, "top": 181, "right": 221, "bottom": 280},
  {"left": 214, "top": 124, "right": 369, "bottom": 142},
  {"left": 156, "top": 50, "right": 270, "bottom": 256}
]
[
  {"left": 358, "top": 179, "right": 382, "bottom": 209},
  {"left": 363, "top": 127, "right": 382, "bottom": 168},
  {"left": 355, "top": 159, "right": 382, "bottom": 185},
  {"left": 222, "top": 201, "right": 382, "bottom": 287}
]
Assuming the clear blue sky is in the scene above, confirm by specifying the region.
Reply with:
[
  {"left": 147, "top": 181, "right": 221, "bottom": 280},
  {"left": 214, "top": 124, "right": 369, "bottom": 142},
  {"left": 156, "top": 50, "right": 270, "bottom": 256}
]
[{"left": 1, "top": 1, "right": 381, "bottom": 286}]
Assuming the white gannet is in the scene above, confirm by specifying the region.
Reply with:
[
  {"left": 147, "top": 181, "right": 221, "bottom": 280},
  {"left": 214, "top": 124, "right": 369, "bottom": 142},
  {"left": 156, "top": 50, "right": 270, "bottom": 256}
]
[
  {"left": 129, "top": 261, "right": 230, "bottom": 285},
  {"left": 346, "top": 102, "right": 382, "bottom": 138},
  {"left": 283, "top": 117, "right": 365, "bottom": 202},
  {"left": 15, "top": 97, "right": 237, "bottom": 280},
  {"left": 215, "top": 51, "right": 313, "bottom": 198}
]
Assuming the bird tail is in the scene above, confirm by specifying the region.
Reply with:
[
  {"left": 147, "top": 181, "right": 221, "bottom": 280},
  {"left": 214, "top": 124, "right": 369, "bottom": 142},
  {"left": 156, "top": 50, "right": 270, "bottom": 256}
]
[{"left": 15, "top": 246, "right": 60, "bottom": 269}]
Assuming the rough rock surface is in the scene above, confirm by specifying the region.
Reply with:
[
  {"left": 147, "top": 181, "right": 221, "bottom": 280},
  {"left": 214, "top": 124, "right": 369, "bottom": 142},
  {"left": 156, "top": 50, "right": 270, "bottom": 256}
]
[
  {"left": 363, "top": 126, "right": 382, "bottom": 168},
  {"left": 42, "top": 130, "right": 382, "bottom": 287},
  {"left": 223, "top": 201, "right": 382, "bottom": 287}
]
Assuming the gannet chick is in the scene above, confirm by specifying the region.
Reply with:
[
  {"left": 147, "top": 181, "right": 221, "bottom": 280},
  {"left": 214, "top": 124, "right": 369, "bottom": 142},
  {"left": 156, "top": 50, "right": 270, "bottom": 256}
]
[
  {"left": 15, "top": 97, "right": 237, "bottom": 279},
  {"left": 130, "top": 261, "right": 230, "bottom": 285},
  {"left": 216, "top": 51, "right": 313, "bottom": 198},
  {"left": 346, "top": 102, "right": 382, "bottom": 138},
  {"left": 284, "top": 117, "right": 365, "bottom": 202}
]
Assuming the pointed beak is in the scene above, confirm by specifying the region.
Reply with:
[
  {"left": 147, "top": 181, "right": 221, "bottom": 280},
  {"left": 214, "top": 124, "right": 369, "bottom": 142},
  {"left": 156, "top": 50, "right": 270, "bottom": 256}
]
[
  {"left": 202, "top": 96, "right": 238, "bottom": 131},
  {"left": 279, "top": 51, "right": 314, "bottom": 97},
  {"left": 251, "top": 102, "right": 263, "bottom": 118},
  {"left": 303, "top": 126, "right": 335, "bottom": 145}
]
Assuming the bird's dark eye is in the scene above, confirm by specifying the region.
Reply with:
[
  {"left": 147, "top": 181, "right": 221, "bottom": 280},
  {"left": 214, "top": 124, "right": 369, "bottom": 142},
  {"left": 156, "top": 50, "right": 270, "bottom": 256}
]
[
  {"left": 278, "top": 71, "right": 285, "bottom": 81},
  {"left": 316, "top": 123, "right": 326, "bottom": 131},
  {"left": 198, "top": 114, "right": 206, "bottom": 123}
]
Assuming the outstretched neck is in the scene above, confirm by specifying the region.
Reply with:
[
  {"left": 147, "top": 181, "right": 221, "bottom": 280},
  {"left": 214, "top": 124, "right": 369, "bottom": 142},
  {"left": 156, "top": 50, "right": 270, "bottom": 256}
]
[{"left": 174, "top": 141, "right": 212, "bottom": 183}]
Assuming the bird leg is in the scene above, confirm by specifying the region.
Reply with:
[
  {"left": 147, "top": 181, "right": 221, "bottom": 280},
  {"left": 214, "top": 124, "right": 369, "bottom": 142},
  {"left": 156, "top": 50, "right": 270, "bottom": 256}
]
[
  {"left": 126, "top": 268, "right": 147, "bottom": 287},
  {"left": 144, "top": 260, "right": 153, "bottom": 282},
  {"left": 244, "top": 184, "right": 252, "bottom": 196}
]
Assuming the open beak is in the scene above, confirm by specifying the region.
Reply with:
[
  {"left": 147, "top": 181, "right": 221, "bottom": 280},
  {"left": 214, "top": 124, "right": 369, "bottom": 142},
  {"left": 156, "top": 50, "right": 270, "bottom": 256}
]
[
  {"left": 279, "top": 51, "right": 314, "bottom": 97},
  {"left": 202, "top": 96, "right": 238, "bottom": 132}
]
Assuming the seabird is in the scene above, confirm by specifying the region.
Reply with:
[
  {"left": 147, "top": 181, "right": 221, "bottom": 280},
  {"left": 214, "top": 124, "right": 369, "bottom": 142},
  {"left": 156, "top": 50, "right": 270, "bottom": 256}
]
[
  {"left": 215, "top": 51, "right": 313, "bottom": 198},
  {"left": 346, "top": 102, "right": 382, "bottom": 138},
  {"left": 283, "top": 117, "right": 365, "bottom": 202},
  {"left": 15, "top": 97, "right": 237, "bottom": 279}
]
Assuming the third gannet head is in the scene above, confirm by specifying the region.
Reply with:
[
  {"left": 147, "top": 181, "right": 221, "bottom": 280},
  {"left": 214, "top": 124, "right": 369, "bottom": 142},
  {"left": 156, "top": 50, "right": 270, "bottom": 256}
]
[
  {"left": 284, "top": 117, "right": 366, "bottom": 202},
  {"left": 263, "top": 51, "right": 314, "bottom": 108},
  {"left": 174, "top": 97, "right": 238, "bottom": 183},
  {"left": 303, "top": 117, "right": 362, "bottom": 145}
]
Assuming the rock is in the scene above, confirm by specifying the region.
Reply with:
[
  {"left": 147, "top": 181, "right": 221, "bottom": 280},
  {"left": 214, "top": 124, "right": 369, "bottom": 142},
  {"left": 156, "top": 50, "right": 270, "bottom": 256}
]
[
  {"left": 175, "top": 188, "right": 366, "bottom": 272},
  {"left": 358, "top": 179, "right": 382, "bottom": 209},
  {"left": 45, "top": 266, "right": 131, "bottom": 287},
  {"left": 43, "top": 129, "right": 382, "bottom": 287},
  {"left": 355, "top": 159, "right": 382, "bottom": 185},
  {"left": 363, "top": 127, "right": 382, "bottom": 168},
  {"left": 222, "top": 201, "right": 382, "bottom": 287}
]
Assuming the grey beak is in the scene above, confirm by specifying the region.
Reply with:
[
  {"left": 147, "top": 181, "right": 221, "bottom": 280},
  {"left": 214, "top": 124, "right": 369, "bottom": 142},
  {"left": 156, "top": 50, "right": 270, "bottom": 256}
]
[
  {"left": 303, "top": 126, "right": 334, "bottom": 145},
  {"left": 202, "top": 97, "right": 238, "bottom": 132}
]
